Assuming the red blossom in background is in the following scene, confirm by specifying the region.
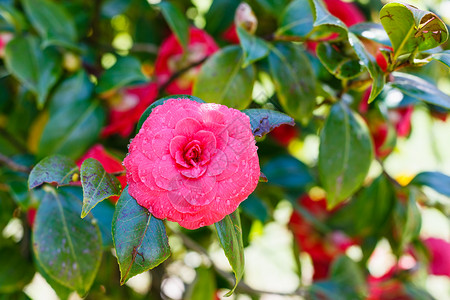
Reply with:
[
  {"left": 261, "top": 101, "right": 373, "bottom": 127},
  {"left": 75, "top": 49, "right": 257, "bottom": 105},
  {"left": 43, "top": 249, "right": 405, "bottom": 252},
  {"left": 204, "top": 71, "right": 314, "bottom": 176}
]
[
  {"left": 154, "top": 27, "right": 219, "bottom": 95},
  {"left": 289, "top": 195, "right": 355, "bottom": 280},
  {"left": 423, "top": 237, "right": 450, "bottom": 277},
  {"left": 0, "top": 32, "right": 13, "bottom": 57},
  {"left": 222, "top": 24, "right": 240, "bottom": 44},
  {"left": 102, "top": 83, "right": 158, "bottom": 138},
  {"left": 124, "top": 98, "right": 260, "bottom": 229},
  {"left": 77, "top": 144, "right": 126, "bottom": 202},
  {"left": 324, "top": 0, "right": 365, "bottom": 27},
  {"left": 367, "top": 272, "right": 413, "bottom": 300},
  {"left": 269, "top": 124, "right": 299, "bottom": 147}
]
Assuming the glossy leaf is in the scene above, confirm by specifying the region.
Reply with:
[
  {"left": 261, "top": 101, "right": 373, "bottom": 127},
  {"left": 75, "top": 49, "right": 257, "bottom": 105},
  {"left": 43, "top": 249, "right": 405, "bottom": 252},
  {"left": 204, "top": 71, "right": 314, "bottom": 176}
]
[
  {"left": 0, "top": 4, "right": 28, "bottom": 33},
  {"left": 330, "top": 256, "right": 367, "bottom": 298},
  {"left": 112, "top": 187, "right": 171, "bottom": 284},
  {"left": 349, "top": 22, "right": 391, "bottom": 46},
  {"left": 318, "top": 103, "right": 373, "bottom": 208},
  {"left": 158, "top": 1, "right": 189, "bottom": 49},
  {"left": 348, "top": 32, "right": 385, "bottom": 102},
  {"left": 80, "top": 158, "right": 121, "bottom": 218},
  {"left": 0, "top": 247, "right": 35, "bottom": 293},
  {"left": 316, "top": 42, "right": 364, "bottom": 79},
  {"left": 237, "top": 26, "right": 270, "bottom": 67},
  {"left": 240, "top": 194, "right": 269, "bottom": 223},
  {"left": 22, "top": 0, "right": 77, "bottom": 48},
  {"left": 262, "top": 155, "right": 313, "bottom": 190},
  {"left": 193, "top": 46, "right": 255, "bottom": 110},
  {"left": 32, "top": 187, "right": 102, "bottom": 296},
  {"left": 96, "top": 56, "right": 148, "bottom": 94},
  {"left": 38, "top": 101, "right": 105, "bottom": 159},
  {"left": 311, "top": 0, "right": 347, "bottom": 35},
  {"left": 204, "top": 0, "right": 240, "bottom": 36},
  {"left": 215, "top": 210, "right": 244, "bottom": 296},
  {"left": 242, "top": 108, "right": 294, "bottom": 137},
  {"left": 4, "top": 36, "right": 62, "bottom": 108},
  {"left": 90, "top": 200, "right": 115, "bottom": 248},
  {"left": 136, "top": 94, "right": 205, "bottom": 133},
  {"left": 430, "top": 50, "right": 450, "bottom": 68},
  {"left": 390, "top": 72, "right": 450, "bottom": 110},
  {"left": 257, "top": 0, "right": 289, "bottom": 18},
  {"left": 29, "top": 155, "right": 77, "bottom": 189},
  {"left": 185, "top": 267, "right": 216, "bottom": 300},
  {"left": 380, "top": 3, "right": 448, "bottom": 59},
  {"left": 276, "top": 0, "right": 314, "bottom": 38},
  {"left": 268, "top": 43, "right": 316, "bottom": 124},
  {"left": 410, "top": 171, "right": 450, "bottom": 197}
]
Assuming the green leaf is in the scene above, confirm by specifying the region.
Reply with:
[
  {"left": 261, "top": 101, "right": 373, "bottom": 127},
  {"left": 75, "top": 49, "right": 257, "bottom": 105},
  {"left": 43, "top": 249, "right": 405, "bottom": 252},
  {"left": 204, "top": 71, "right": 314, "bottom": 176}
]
[
  {"left": 390, "top": 72, "right": 450, "bottom": 110},
  {"left": 157, "top": 1, "right": 189, "bottom": 49},
  {"left": 409, "top": 171, "right": 450, "bottom": 197},
  {"left": 257, "top": 0, "right": 289, "bottom": 18},
  {"left": 32, "top": 187, "right": 102, "bottom": 296},
  {"left": 215, "top": 210, "right": 244, "bottom": 296},
  {"left": 96, "top": 56, "right": 148, "bottom": 94},
  {"left": 38, "top": 100, "right": 105, "bottom": 159},
  {"left": 262, "top": 155, "right": 313, "bottom": 190},
  {"left": 29, "top": 155, "right": 77, "bottom": 189},
  {"left": 0, "top": 4, "right": 28, "bottom": 33},
  {"left": 349, "top": 22, "right": 391, "bottom": 46},
  {"left": 330, "top": 256, "right": 367, "bottom": 298},
  {"left": 49, "top": 70, "right": 94, "bottom": 114},
  {"left": 185, "top": 267, "right": 216, "bottom": 300},
  {"left": 136, "top": 94, "right": 205, "bottom": 133},
  {"left": 240, "top": 194, "right": 269, "bottom": 222},
  {"left": 0, "top": 247, "right": 35, "bottom": 293},
  {"left": 193, "top": 46, "right": 255, "bottom": 110},
  {"left": 90, "top": 200, "right": 115, "bottom": 248},
  {"left": 276, "top": 0, "right": 314, "bottom": 38},
  {"left": 430, "top": 50, "right": 450, "bottom": 68},
  {"left": 380, "top": 3, "right": 448, "bottom": 60},
  {"left": 268, "top": 43, "right": 316, "bottom": 124},
  {"left": 316, "top": 42, "right": 364, "bottom": 79},
  {"left": 4, "top": 36, "right": 62, "bottom": 108},
  {"left": 310, "top": 0, "right": 347, "bottom": 35},
  {"left": 204, "top": 0, "right": 240, "bottom": 36},
  {"left": 112, "top": 186, "right": 171, "bottom": 284},
  {"left": 348, "top": 32, "right": 385, "bottom": 102},
  {"left": 318, "top": 102, "right": 373, "bottom": 208},
  {"left": 242, "top": 108, "right": 294, "bottom": 137},
  {"left": 80, "top": 158, "right": 121, "bottom": 218},
  {"left": 34, "top": 257, "right": 72, "bottom": 300},
  {"left": 22, "top": 0, "right": 78, "bottom": 49},
  {"left": 237, "top": 27, "right": 270, "bottom": 67}
]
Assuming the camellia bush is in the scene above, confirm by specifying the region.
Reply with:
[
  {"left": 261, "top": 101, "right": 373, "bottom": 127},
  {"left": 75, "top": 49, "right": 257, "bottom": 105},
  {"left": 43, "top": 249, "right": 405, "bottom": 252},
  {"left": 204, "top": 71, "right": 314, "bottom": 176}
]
[{"left": 1, "top": 0, "right": 450, "bottom": 299}]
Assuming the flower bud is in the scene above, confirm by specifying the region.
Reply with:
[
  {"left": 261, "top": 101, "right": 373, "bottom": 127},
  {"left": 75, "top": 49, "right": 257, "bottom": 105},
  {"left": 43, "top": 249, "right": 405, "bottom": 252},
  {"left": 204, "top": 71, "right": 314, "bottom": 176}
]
[{"left": 234, "top": 2, "right": 257, "bottom": 34}]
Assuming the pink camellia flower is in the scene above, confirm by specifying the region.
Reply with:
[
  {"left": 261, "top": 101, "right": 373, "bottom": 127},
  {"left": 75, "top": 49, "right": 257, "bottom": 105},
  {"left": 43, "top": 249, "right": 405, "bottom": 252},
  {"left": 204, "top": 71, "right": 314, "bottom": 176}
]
[
  {"left": 124, "top": 98, "right": 260, "bottom": 229},
  {"left": 0, "top": 32, "right": 13, "bottom": 57},
  {"left": 423, "top": 238, "right": 450, "bottom": 277},
  {"left": 102, "top": 83, "right": 158, "bottom": 138},
  {"left": 77, "top": 144, "right": 126, "bottom": 202},
  {"left": 154, "top": 27, "right": 219, "bottom": 95}
]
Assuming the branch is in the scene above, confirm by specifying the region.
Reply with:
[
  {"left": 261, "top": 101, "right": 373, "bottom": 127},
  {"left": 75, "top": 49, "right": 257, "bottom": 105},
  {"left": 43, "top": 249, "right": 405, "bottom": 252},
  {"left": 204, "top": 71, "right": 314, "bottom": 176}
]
[
  {"left": 175, "top": 230, "right": 308, "bottom": 297},
  {"left": 0, "top": 153, "right": 31, "bottom": 173},
  {"left": 111, "top": 170, "right": 126, "bottom": 176}
]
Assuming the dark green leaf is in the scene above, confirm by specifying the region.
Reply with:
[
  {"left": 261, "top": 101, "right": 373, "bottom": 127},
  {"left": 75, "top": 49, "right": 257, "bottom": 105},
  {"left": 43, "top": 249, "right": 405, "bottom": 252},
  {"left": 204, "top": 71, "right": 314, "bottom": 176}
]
[
  {"left": 157, "top": 1, "right": 189, "bottom": 49},
  {"left": 348, "top": 32, "right": 385, "bottom": 102},
  {"left": 33, "top": 187, "right": 102, "bottom": 296},
  {"left": 349, "top": 22, "right": 391, "bottom": 46},
  {"left": 430, "top": 50, "right": 450, "bottom": 68},
  {"left": 185, "top": 267, "right": 216, "bottom": 300},
  {"left": 49, "top": 70, "right": 94, "bottom": 114},
  {"left": 22, "top": 0, "right": 78, "bottom": 49},
  {"left": 390, "top": 72, "right": 450, "bottom": 110},
  {"left": 90, "top": 200, "right": 115, "bottom": 248},
  {"left": 268, "top": 43, "right": 316, "bottom": 124},
  {"left": 29, "top": 155, "right": 77, "bottom": 189},
  {"left": 330, "top": 256, "right": 367, "bottom": 298},
  {"left": 204, "top": 0, "right": 240, "bottom": 36},
  {"left": 380, "top": 3, "right": 448, "bottom": 60},
  {"left": 311, "top": 0, "right": 347, "bottom": 35},
  {"left": 38, "top": 100, "right": 105, "bottom": 159},
  {"left": 0, "top": 4, "right": 28, "bottom": 33},
  {"left": 257, "top": 0, "right": 289, "bottom": 18},
  {"left": 0, "top": 247, "right": 35, "bottom": 293},
  {"left": 96, "top": 56, "right": 148, "bottom": 94},
  {"left": 240, "top": 194, "right": 269, "bottom": 222},
  {"left": 309, "top": 281, "right": 346, "bottom": 300},
  {"left": 409, "top": 171, "right": 450, "bottom": 197},
  {"left": 80, "top": 158, "right": 121, "bottom": 218},
  {"left": 136, "top": 94, "right": 205, "bottom": 133},
  {"left": 112, "top": 186, "right": 171, "bottom": 284},
  {"left": 242, "top": 108, "right": 294, "bottom": 137},
  {"left": 215, "top": 210, "right": 244, "bottom": 296},
  {"left": 276, "top": 0, "right": 314, "bottom": 38},
  {"left": 237, "top": 27, "right": 270, "bottom": 67},
  {"left": 262, "top": 155, "right": 313, "bottom": 190},
  {"left": 318, "top": 103, "right": 373, "bottom": 208},
  {"left": 316, "top": 42, "right": 364, "bottom": 79},
  {"left": 193, "top": 46, "right": 255, "bottom": 110},
  {"left": 4, "top": 36, "right": 62, "bottom": 108}
]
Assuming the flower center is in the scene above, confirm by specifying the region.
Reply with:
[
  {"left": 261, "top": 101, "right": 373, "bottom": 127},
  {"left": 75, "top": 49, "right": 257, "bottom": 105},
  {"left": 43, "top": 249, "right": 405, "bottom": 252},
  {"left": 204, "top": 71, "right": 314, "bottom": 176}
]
[{"left": 183, "top": 141, "right": 201, "bottom": 166}]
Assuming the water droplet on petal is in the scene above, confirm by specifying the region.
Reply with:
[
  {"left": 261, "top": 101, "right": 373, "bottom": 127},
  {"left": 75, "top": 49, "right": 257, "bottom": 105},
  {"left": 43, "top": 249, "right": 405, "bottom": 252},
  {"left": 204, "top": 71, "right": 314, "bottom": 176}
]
[
  {"left": 157, "top": 181, "right": 162, "bottom": 186},
  {"left": 226, "top": 200, "right": 230, "bottom": 206}
]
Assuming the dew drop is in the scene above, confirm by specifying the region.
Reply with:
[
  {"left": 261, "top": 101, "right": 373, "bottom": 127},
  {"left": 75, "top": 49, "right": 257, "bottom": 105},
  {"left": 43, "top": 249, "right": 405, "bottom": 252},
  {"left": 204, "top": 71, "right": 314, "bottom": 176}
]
[
  {"left": 226, "top": 200, "right": 230, "bottom": 205},
  {"left": 162, "top": 156, "right": 167, "bottom": 161},
  {"left": 199, "top": 221, "right": 206, "bottom": 227},
  {"left": 157, "top": 181, "right": 162, "bottom": 186}
]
